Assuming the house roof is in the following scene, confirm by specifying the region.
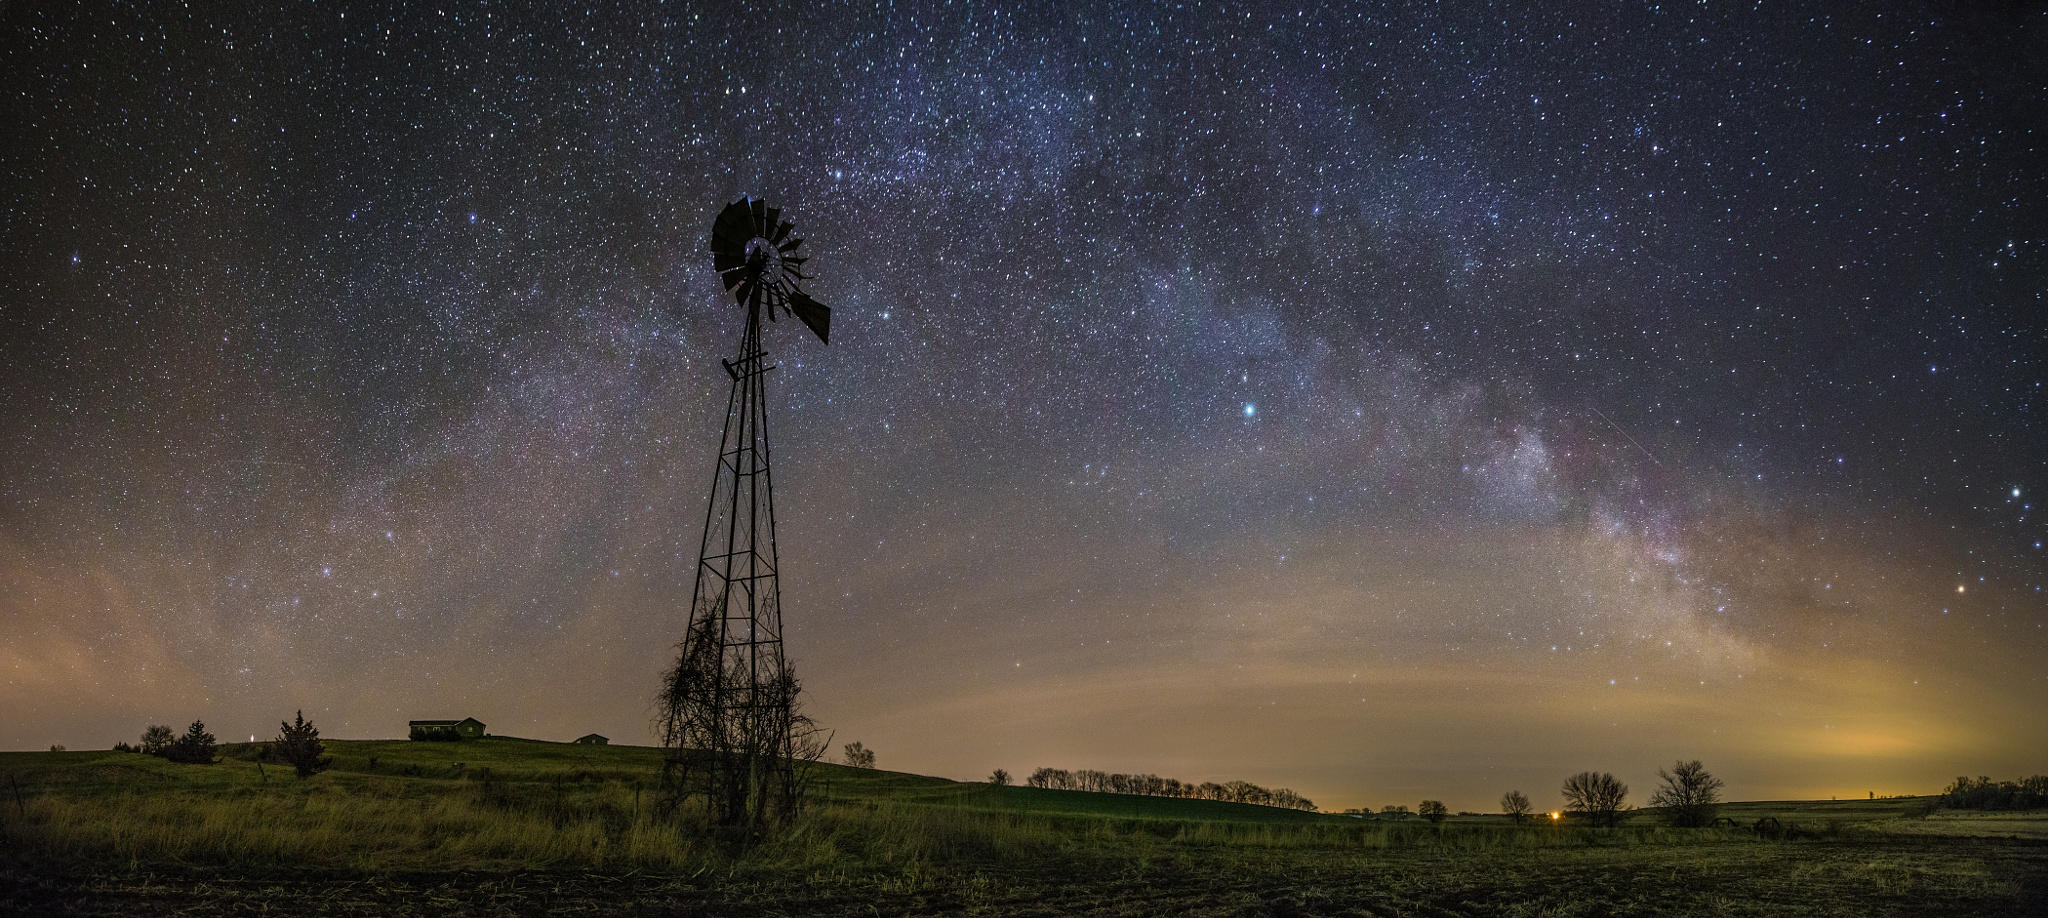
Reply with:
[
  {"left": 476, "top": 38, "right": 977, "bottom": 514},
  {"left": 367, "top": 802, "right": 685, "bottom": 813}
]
[
  {"left": 576, "top": 733, "right": 608, "bottom": 741},
  {"left": 408, "top": 717, "right": 484, "bottom": 727}
]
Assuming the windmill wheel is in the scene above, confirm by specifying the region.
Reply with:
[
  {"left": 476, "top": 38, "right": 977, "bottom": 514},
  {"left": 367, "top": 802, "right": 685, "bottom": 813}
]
[{"left": 709, "top": 197, "right": 830, "bottom": 343}]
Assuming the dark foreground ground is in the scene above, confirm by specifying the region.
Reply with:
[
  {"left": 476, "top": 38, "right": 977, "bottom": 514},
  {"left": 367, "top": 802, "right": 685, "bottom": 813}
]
[{"left": 10, "top": 835, "right": 2047, "bottom": 917}]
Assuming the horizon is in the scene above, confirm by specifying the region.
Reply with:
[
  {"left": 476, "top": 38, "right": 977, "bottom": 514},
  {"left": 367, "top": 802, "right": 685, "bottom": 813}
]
[{"left": 3, "top": 4, "right": 2042, "bottom": 819}]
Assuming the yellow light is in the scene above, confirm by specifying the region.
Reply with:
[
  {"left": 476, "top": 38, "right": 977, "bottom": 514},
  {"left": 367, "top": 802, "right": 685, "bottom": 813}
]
[{"left": 1550, "top": 811, "right": 1561, "bottom": 820}]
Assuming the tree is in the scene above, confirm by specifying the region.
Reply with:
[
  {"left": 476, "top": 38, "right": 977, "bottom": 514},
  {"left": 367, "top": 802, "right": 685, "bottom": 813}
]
[
  {"left": 988, "top": 768, "right": 1011, "bottom": 787},
  {"left": 165, "top": 720, "right": 218, "bottom": 765},
  {"left": 1501, "top": 789, "right": 1533, "bottom": 824},
  {"left": 274, "top": 710, "right": 333, "bottom": 779},
  {"left": 139, "top": 724, "right": 175, "bottom": 756},
  {"left": 1561, "top": 771, "right": 1628, "bottom": 827},
  {"left": 842, "top": 741, "right": 876, "bottom": 769},
  {"left": 1380, "top": 804, "right": 1411, "bottom": 819},
  {"left": 1418, "top": 800, "right": 1449, "bottom": 823},
  {"left": 1649, "top": 759, "right": 1725, "bottom": 827}
]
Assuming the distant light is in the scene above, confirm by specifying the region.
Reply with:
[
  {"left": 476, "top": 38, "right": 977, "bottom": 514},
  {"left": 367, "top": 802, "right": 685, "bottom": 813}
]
[
  {"left": 1550, "top": 811, "right": 1561, "bottom": 821},
  {"left": 2014, "top": 487, "right": 2023, "bottom": 499},
  {"left": 1956, "top": 585, "right": 1966, "bottom": 594},
  {"left": 1244, "top": 403, "right": 1256, "bottom": 417}
]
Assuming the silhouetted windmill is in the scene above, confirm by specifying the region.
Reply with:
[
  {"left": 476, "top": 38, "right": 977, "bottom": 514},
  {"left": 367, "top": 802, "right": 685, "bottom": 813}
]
[{"left": 660, "top": 197, "right": 830, "bottom": 831}]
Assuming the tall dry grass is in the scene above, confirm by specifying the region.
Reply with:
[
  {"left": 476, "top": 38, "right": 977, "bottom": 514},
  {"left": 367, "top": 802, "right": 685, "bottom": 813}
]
[{"left": 0, "top": 747, "right": 1765, "bottom": 879}]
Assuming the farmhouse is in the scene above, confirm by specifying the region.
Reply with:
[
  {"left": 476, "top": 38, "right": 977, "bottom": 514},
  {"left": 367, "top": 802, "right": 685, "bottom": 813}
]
[
  {"left": 408, "top": 717, "right": 485, "bottom": 741},
  {"left": 574, "top": 733, "right": 609, "bottom": 745}
]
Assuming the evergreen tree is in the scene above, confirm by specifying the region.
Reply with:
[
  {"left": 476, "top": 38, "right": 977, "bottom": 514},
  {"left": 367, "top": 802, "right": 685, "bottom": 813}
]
[
  {"left": 166, "top": 720, "right": 217, "bottom": 764},
  {"left": 274, "top": 710, "right": 333, "bottom": 779}
]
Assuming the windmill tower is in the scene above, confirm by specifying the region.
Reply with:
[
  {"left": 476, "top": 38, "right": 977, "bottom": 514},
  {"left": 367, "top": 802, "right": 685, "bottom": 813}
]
[{"left": 660, "top": 197, "right": 830, "bottom": 830}]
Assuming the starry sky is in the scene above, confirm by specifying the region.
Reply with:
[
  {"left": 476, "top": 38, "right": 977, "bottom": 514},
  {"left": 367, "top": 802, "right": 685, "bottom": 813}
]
[{"left": 3, "top": 2, "right": 2043, "bottom": 813}]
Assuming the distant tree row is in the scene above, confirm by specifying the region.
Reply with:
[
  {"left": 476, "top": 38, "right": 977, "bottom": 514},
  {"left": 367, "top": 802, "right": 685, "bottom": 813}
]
[
  {"left": 1024, "top": 767, "right": 1317, "bottom": 811},
  {"left": 1943, "top": 775, "right": 2048, "bottom": 811}
]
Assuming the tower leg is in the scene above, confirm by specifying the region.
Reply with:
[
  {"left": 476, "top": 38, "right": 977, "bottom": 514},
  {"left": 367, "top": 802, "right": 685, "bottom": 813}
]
[{"left": 660, "top": 297, "right": 808, "bottom": 832}]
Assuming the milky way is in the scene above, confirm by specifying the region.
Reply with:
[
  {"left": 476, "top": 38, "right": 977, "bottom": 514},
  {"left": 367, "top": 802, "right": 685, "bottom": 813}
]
[{"left": 2, "top": 2, "right": 2042, "bottom": 811}]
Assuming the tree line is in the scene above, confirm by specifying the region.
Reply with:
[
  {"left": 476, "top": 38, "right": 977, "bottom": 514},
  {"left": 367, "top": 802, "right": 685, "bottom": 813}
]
[
  {"left": 1942, "top": 775, "right": 2048, "bottom": 811},
  {"left": 1023, "top": 767, "right": 1317, "bottom": 811},
  {"left": 109, "top": 712, "right": 332, "bottom": 779}
]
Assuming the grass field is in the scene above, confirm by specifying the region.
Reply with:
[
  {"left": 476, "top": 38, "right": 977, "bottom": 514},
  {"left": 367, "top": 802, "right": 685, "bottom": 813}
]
[{"left": 3, "top": 739, "right": 2044, "bottom": 915}]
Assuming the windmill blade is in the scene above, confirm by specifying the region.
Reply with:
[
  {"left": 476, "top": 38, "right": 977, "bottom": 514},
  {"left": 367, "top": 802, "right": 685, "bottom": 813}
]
[
  {"left": 750, "top": 199, "right": 768, "bottom": 232},
  {"left": 716, "top": 264, "right": 749, "bottom": 292},
  {"left": 764, "top": 206, "right": 781, "bottom": 234},
  {"left": 777, "top": 236, "right": 803, "bottom": 252},
  {"left": 712, "top": 220, "right": 752, "bottom": 248},
  {"left": 712, "top": 200, "right": 755, "bottom": 248},
  {"left": 772, "top": 220, "right": 794, "bottom": 243},
  {"left": 710, "top": 199, "right": 761, "bottom": 304},
  {"left": 787, "top": 291, "right": 831, "bottom": 344}
]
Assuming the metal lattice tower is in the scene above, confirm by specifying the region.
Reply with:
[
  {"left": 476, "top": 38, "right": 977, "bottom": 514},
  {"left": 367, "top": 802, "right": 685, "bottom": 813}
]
[{"left": 661, "top": 197, "right": 829, "bottom": 830}]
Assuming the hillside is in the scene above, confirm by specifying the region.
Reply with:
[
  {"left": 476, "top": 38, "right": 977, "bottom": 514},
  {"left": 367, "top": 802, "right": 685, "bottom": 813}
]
[{"left": 2, "top": 739, "right": 2043, "bottom": 915}]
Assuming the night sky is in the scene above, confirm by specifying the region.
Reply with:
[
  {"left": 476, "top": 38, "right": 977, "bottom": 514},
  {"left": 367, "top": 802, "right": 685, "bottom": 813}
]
[{"left": 3, "top": 2, "right": 2043, "bottom": 813}]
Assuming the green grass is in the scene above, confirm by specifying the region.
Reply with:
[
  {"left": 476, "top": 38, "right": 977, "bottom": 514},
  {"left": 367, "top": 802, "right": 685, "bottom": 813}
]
[{"left": 3, "top": 740, "right": 2044, "bottom": 916}]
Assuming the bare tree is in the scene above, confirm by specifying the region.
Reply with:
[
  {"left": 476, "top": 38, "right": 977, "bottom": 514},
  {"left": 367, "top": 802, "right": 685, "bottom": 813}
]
[
  {"left": 841, "top": 741, "right": 876, "bottom": 769},
  {"left": 1561, "top": 771, "right": 1628, "bottom": 827},
  {"left": 139, "top": 724, "right": 174, "bottom": 756},
  {"left": 1269, "top": 788, "right": 1317, "bottom": 812},
  {"left": 1418, "top": 799, "right": 1449, "bottom": 822},
  {"left": 1649, "top": 759, "right": 1724, "bottom": 827},
  {"left": 1027, "top": 767, "right": 1073, "bottom": 789},
  {"left": 989, "top": 768, "right": 1011, "bottom": 787},
  {"left": 1501, "top": 789, "right": 1533, "bottom": 824}
]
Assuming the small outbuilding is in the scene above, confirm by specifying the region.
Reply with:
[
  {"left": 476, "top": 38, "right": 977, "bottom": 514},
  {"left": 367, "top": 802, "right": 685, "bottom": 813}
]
[
  {"left": 574, "top": 733, "right": 609, "bottom": 745},
  {"left": 408, "top": 717, "right": 486, "bottom": 741}
]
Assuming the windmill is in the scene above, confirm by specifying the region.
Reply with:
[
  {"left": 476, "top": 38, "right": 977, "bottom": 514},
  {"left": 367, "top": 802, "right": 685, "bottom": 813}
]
[{"left": 660, "top": 197, "right": 830, "bottom": 831}]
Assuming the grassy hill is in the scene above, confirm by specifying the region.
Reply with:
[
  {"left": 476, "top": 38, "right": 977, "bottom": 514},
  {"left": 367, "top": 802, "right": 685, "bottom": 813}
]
[{"left": 3, "top": 738, "right": 2044, "bottom": 915}]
